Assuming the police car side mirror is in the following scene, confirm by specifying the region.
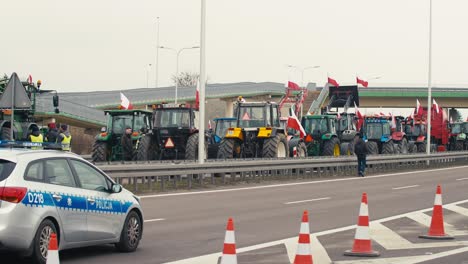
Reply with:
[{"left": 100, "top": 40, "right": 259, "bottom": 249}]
[{"left": 111, "top": 184, "right": 122, "bottom": 193}]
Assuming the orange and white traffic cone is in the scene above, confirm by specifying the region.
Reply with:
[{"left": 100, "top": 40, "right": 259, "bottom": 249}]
[
  {"left": 220, "top": 218, "right": 237, "bottom": 264},
  {"left": 293, "top": 210, "right": 313, "bottom": 264},
  {"left": 344, "top": 192, "right": 380, "bottom": 257},
  {"left": 46, "top": 233, "right": 60, "bottom": 264},
  {"left": 419, "top": 185, "right": 454, "bottom": 240}
]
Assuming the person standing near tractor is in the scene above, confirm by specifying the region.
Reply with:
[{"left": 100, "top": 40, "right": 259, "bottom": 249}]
[
  {"left": 354, "top": 133, "right": 368, "bottom": 177},
  {"left": 57, "top": 124, "right": 72, "bottom": 151},
  {"left": 121, "top": 126, "right": 134, "bottom": 161},
  {"left": 46, "top": 123, "right": 59, "bottom": 144},
  {"left": 28, "top": 126, "right": 43, "bottom": 150}
]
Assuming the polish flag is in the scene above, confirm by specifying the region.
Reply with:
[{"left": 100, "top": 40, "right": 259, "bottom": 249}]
[
  {"left": 337, "top": 112, "right": 341, "bottom": 119},
  {"left": 120, "top": 92, "right": 134, "bottom": 110},
  {"left": 391, "top": 113, "right": 396, "bottom": 129},
  {"left": 208, "top": 120, "right": 212, "bottom": 130},
  {"left": 287, "top": 111, "right": 306, "bottom": 139},
  {"left": 356, "top": 77, "right": 368, "bottom": 88},
  {"left": 195, "top": 79, "right": 200, "bottom": 109},
  {"left": 354, "top": 102, "right": 363, "bottom": 119},
  {"left": 415, "top": 99, "right": 422, "bottom": 115},
  {"left": 327, "top": 77, "right": 339, "bottom": 87},
  {"left": 286, "top": 81, "right": 301, "bottom": 90},
  {"left": 27, "top": 74, "right": 33, "bottom": 84},
  {"left": 432, "top": 99, "right": 439, "bottom": 114}
]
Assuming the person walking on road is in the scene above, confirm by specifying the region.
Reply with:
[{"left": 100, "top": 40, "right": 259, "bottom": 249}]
[{"left": 354, "top": 133, "right": 368, "bottom": 177}]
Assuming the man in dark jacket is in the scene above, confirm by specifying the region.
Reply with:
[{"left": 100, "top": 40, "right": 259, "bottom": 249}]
[
  {"left": 121, "top": 126, "right": 134, "bottom": 161},
  {"left": 46, "top": 123, "right": 59, "bottom": 143},
  {"left": 354, "top": 133, "right": 368, "bottom": 177}
]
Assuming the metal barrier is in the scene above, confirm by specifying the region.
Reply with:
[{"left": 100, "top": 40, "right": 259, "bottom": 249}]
[{"left": 95, "top": 152, "right": 468, "bottom": 193}]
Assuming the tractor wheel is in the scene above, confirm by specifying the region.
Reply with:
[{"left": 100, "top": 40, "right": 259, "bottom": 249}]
[
  {"left": 185, "top": 133, "right": 207, "bottom": 160},
  {"left": 399, "top": 138, "right": 409, "bottom": 154},
  {"left": 340, "top": 142, "right": 352, "bottom": 155},
  {"left": 135, "top": 135, "right": 156, "bottom": 161},
  {"left": 455, "top": 141, "right": 464, "bottom": 151},
  {"left": 322, "top": 137, "right": 340, "bottom": 156},
  {"left": 382, "top": 141, "right": 394, "bottom": 154},
  {"left": 1, "top": 127, "right": 12, "bottom": 141},
  {"left": 263, "top": 134, "right": 288, "bottom": 158},
  {"left": 289, "top": 138, "right": 307, "bottom": 157},
  {"left": 417, "top": 143, "right": 425, "bottom": 153},
  {"left": 92, "top": 141, "right": 108, "bottom": 162},
  {"left": 217, "top": 138, "right": 242, "bottom": 159},
  {"left": 366, "top": 141, "right": 379, "bottom": 155}
]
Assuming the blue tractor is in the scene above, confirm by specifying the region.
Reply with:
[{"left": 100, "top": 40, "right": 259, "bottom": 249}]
[{"left": 362, "top": 117, "right": 394, "bottom": 154}]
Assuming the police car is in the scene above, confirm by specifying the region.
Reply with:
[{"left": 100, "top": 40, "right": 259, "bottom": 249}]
[{"left": 0, "top": 148, "right": 143, "bottom": 263}]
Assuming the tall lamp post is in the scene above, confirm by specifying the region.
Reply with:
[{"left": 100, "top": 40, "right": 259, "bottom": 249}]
[
  {"left": 426, "top": 0, "right": 433, "bottom": 155},
  {"left": 155, "top": 17, "right": 160, "bottom": 88},
  {"left": 160, "top": 46, "right": 200, "bottom": 104},
  {"left": 146, "top": 64, "right": 152, "bottom": 88}
]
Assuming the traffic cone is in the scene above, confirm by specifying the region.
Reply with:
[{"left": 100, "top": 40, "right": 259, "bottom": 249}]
[
  {"left": 293, "top": 210, "right": 313, "bottom": 264},
  {"left": 419, "top": 185, "right": 454, "bottom": 240},
  {"left": 46, "top": 233, "right": 60, "bottom": 264},
  {"left": 220, "top": 218, "right": 237, "bottom": 264},
  {"left": 344, "top": 193, "right": 380, "bottom": 257}
]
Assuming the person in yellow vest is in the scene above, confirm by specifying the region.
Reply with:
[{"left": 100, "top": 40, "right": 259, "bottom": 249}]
[
  {"left": 28, "top": 126, "right": 44, "bottom": 150},
  {"left": 57, "top": 124, "right": 72, "bottom": 151}
]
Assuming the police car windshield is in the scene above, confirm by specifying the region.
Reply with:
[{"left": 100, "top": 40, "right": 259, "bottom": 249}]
[{"left": 0, "top": 160, "right": 16, "bottom": 182}]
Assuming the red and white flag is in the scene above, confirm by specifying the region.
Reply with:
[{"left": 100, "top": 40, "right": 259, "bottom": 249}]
[
  {"left": 390, "top": 113, "right": 396, "bottom": 129},
  {"left": 327, "top": 77, "right": 339, "bottom": 87},
  {"left": 356, "top": 77, "right": 368, "bottom": 88},
  {"left": 195, "top": 79, "right": 200, "bottom": 109},
  {"left": 432, "top": 99, "right": 439, "bottom": 114},
  {"left": 354, "top": 102, "right": 363, "bottom": 119},
  {"left": 337, "top": 112, "right": 341, "bottom": 119},
  {"left": 208, "top": 120, "right": 212, "bottom": 129},
  {"left": 287, "top": 111, "right": 306, "bottom": 139},
  {"left": 27, "top": 74, "right": 33, "bottom": 84},
  {"left": 120, "top": 92, "right": 134, "bottom": 110},
  {"left": 415, "top": 99, "right": 422, "bottom": 115},
  {"left": 286, "top": 81, "right": 301, "bottom": 90}
]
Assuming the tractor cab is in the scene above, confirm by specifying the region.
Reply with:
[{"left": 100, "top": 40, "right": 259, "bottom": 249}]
[
  {"left": 301, "top": 115, "right": 340, "bottom": 156},
  {"left": 363, "top": 117, "right": 394, "bottom": 154}
]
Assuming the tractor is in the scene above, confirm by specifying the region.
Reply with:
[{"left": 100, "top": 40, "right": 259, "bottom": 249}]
[
  {"left": 301, "top": 115, "right": 340, "bottom": 156},
  {"left": 448, "top": 122, "right": 468, "bottom": 151},
  {"left": 403, "top": 118, "right": 426, "bottom": 153},
  {"left": 410, "top": 105, "right": 449, "bottom": 152},
  {"left": 91, "top": 109, "right": 152, "bottom": 162},
  {"left": 217, "top": 101, "right": 288, "bottom": 159},
  {"left": 136, "top": 103, "right": 204, "bottom": 160},
  {"left": 389, "top": 115, "right": 409, "bottom": 154},
  {"left": 207, "top": 117, "right": 236, "bottom": 158},
  {"left": 362, "top": 117, "right": 394, "bottom": 154},
  {"left": 0, "top": 72, "right": 59, "bottom": 144}
]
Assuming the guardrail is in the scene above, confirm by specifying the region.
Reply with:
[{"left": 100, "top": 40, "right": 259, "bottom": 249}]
[{"left": 95, "top": 152, "right": 468, "bottom": 193}]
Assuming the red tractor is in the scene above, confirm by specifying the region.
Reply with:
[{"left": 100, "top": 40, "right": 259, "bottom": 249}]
[{"left": 409, "top": 105, "right": 449, "bottom": 152}]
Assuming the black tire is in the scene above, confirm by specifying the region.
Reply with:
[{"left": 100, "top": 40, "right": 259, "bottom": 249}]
[
  {"left": 417, "top": 143, "right": 425, "bottom": 153},
  {"left": 136, "top": 135, "right": 156, "bottom": 161},
  {"left": 217, "top": 138, "right": 241, "bottom": 159},
  {"left": 455, "top": 141, "right": 464, "bottom": 151},
  {"left": 1, "top": 127, "right": 12, "bottom": 140},
  {"left": 32, "top": 219, "right": 58, "bottom": 264},
  {"left": 322, "top": 137, "right": 340, "bottom": 156},
  {"left": 185, "top": 133, "right": 208, "bottom": 160},
  {"left": 394, "top": 144, "right": 400, "bottom": 154},
  {"left": 262, "top": 134, "right": 289, "bottom": 158},
  {"left": 340, "top": 142, "right": 352, "bottom": 156},
  {"left": 367, "top": 141, "right": 379, "bottom": 155},
  {"left": 408, "top": 142, "right": 415, "bottom": 153},
  {"left": 289, "top": 138, "right": 307, "bottom": 157},
  {"left": 398, "top": 138, "right": 408, "bottom": 154},
  {"left": 382, "top": 141, "right": 394, "bottom": 154},
  {"left": 115, "top": 210, "right": 142, "bottom": 252},
  {"left": 91, "top": 141, "right": 108, "bottom": 162}
]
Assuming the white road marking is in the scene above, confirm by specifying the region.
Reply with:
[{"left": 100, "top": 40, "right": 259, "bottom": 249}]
[
  {"left": 392, "top": 185, "right": 420, "bottom": 190},
  {"left": 144, "top": 218, "right": 165, "bottom": 223},
  {"left": 333, "top": 246, "right": 468, "bottom": 264},
  {"left": 140, "top": 165, "right": 468, "bottom": 199},
  {"left": 456, "top": 177, "right": 468, "bottom": 181},
  {"left": 284, "top": 235, "right": 332, "bottom": 264},
  {"left": 406, "top": 212, "right": 468, "bottom": 236},
  {"left": 445, "top": 204, "right": 468, "bottom": 217},
  {"left": 284, "top": 197, "right": 331, "bottom": 205},
  {"left": 164, "top": 199, "right": 468, "bottom": 264}
]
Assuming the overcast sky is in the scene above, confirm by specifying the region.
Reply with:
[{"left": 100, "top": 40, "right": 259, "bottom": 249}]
[{"left": 2, "top": 0, "right": 468, "bottom": 93}]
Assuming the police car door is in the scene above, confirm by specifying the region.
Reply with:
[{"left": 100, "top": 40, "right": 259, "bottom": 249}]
[
  {"left": 69, "top": 159, "right": 123, "bottom": 241},
  {"left": 42, "top": 158, "right": 88, "bottom": 242}
]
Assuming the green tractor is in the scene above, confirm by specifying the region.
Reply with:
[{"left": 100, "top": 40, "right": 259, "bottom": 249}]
[
  {"left": 301, "top": 115, "right": 341, "bottom": 156},
  {"left": 91, "top": 109, "right": 152, "bottom": 162},
  {"left": 0, "top": 72, "right": 59, "bottom": 143},
  {"left": 217, "top": 101, "right": 288, "bottom": 159},
  {"left": 449, "top": 122, "right": 468, "bottom": 151}
]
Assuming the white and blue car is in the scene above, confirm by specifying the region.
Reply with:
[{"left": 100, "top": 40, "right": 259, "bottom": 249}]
[{"left": 0, "top": 149, "right": 143, "bottom": 264}]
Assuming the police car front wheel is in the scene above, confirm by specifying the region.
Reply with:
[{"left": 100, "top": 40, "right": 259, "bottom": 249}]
[
  {"left": 115, "top": 210, "right": 142, "bottom": 252},
  {"left": 32, "top": 219, "right": 58, "bottom": 264}
]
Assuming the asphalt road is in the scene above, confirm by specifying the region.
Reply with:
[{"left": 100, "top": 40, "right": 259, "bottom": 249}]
[{"left": 4, "top": 165, "right": 468, "bottom": 263}]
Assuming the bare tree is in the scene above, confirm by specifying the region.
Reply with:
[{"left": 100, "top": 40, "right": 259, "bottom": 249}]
[{"left": 172, "top": 72, "right": 199, "bottom": 87}]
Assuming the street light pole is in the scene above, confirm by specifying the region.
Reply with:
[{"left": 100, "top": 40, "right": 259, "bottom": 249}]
[
  {"left": 160, "top": 46, "right": 200, "bottom": 104},
  {"left": 426, "top": 0, "right": 433, "bottom": 155},
  {"left": 146, "top": 64, "right": 152, "bottom": 88},
  {"left": 287, "top": 65, "right": 320, "bottom": 86},
  {"left": 155, "top": 17, "right": 160, "bottom": 88},
  {"left": 198, "top": 0, "right": 206, "bottom": 164}
]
